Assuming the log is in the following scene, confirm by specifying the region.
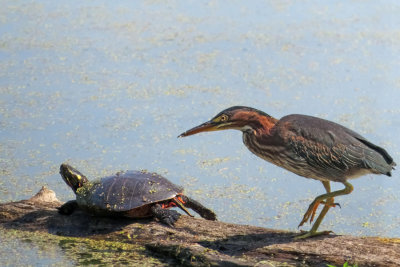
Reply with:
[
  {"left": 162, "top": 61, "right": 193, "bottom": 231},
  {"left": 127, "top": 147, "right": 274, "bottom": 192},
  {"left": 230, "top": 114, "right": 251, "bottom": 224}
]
[{"left": 1, "top": 187, "right": 399, "bottom": 266}]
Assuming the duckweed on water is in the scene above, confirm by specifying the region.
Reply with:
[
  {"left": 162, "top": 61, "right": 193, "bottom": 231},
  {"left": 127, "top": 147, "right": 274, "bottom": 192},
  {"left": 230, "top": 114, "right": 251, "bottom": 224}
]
[{"left": 1, "top": 227, "right": 165, "bottom": 266}]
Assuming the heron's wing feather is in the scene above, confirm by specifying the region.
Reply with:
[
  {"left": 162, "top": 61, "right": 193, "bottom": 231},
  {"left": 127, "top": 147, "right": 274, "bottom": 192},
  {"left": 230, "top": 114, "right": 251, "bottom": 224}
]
[{"left": 279, "top": 115, "right": 394, "bottom": 176}]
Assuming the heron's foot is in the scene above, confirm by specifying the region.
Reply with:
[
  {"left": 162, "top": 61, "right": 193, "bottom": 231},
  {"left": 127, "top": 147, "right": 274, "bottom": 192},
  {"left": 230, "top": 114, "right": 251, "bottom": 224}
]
[
  {"left": 294, "top": 229, "right": 333, "bottom": 240},
  {"left": 298, "top": 198, "right": 340, "bottom": 227},
  {"left": 298, "top": 200, "right": 321, "bottom": 227}
]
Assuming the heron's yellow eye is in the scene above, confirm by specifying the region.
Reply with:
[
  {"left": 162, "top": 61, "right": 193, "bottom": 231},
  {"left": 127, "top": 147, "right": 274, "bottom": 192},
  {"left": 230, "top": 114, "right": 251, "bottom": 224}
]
[
  {"left": 220, "top": 114, "right": 228, "bottom": 122},
  {"left": 212, "top": 114, "right": 229, "bottom": 123}
]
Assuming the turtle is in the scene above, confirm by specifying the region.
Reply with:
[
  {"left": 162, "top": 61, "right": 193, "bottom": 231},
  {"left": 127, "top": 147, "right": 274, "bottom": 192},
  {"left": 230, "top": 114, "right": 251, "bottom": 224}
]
[{"left": 58, "top": 163, "right": 217, "bottom": 226}]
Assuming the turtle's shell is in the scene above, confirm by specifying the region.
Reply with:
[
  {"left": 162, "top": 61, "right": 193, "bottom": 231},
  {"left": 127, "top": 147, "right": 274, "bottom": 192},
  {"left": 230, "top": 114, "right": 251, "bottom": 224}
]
[{"left": 75, "top": 170, "right": 183, "bottom": 216}]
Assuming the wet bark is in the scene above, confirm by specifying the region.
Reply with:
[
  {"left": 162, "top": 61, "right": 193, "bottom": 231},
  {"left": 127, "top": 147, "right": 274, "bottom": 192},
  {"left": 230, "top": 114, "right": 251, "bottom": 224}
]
[{"left": 1, "top": 187, "right": 399, "bottom": 267}]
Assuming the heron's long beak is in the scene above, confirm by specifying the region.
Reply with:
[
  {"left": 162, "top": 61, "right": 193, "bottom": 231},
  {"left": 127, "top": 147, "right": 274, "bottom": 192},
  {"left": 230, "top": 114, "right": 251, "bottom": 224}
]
[{"left": 178, "top": 121, "right": 220, "bottom": 137}]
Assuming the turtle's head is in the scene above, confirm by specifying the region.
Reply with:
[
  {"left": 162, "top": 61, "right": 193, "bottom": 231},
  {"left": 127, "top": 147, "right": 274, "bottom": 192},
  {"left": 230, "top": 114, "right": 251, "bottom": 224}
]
[{"left": 60, "top": 164, "right": 89, "bottom": 193}]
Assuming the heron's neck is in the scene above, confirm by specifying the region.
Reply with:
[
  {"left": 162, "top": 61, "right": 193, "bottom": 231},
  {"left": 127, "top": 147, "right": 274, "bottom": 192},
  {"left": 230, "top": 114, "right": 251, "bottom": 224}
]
[{"left": 241, "top": 115, "right": 278, "bottom": 136}]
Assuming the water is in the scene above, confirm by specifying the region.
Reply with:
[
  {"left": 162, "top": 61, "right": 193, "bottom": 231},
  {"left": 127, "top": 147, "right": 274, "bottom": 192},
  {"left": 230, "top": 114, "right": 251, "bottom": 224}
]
[
  {"left": 0, "top": 229, "right": 73, "bottom": 267},
  {"left": 1, "top": 0, "right": 400, "bottom": 265}
]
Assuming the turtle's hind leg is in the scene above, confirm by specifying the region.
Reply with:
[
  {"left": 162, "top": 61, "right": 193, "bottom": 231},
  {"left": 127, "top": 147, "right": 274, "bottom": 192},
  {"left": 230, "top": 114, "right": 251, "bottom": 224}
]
[
  {"left": 180, "top": 195, "right": 217, "bottom": 221},
  {"left": 150, "top": 204, "right": 181, "bottom": 226},
  {"left": 58, "top": 200, "right": 78, "bottom": 215}
]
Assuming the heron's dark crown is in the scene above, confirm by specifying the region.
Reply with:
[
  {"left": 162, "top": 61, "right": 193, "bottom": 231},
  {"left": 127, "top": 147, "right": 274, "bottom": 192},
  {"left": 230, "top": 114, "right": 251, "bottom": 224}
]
[{"left": 215, "top": 106, "right": 272, "bottom": 118}]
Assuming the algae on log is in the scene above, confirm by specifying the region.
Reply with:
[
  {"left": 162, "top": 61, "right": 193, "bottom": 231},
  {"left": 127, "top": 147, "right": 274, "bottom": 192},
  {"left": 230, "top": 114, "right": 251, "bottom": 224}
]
[{"left": 1, "top": 187, "right": 400, "bottom": 266}]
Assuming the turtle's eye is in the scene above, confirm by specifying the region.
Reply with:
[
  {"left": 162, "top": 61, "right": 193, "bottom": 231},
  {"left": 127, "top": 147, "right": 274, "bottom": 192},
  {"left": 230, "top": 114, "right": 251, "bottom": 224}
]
[{"left": 75, "top": 174, "right": 82, "bottom": 182}]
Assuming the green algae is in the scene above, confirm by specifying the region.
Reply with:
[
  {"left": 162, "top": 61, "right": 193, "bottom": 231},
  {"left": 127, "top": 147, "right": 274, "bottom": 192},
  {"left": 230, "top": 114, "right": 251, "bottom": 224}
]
[{"left": 0, "top": 227, "right": 166, "bottom": 266}]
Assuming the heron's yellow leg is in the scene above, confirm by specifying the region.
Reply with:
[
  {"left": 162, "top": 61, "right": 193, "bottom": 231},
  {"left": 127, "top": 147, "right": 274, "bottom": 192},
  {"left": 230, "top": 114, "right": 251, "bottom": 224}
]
[
  {"left": 309, "top": 181, "right": 338, "bottom": 222},
  {"left": 295, "top": 181, "right": 353, "bottom": 240},
  {"left": 298, "top": 181, "right": 332, "bottom": 226}
]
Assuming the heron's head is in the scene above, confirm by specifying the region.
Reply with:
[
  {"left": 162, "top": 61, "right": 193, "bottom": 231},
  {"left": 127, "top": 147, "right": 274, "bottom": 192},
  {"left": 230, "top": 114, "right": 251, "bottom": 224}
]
[{"left": 178, "top": 106, "right": 277, "bottom": 137}]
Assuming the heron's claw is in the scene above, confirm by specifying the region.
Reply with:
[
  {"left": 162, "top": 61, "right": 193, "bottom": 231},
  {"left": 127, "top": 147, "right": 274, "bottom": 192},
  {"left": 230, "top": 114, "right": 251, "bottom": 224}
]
[
  {"left": 298, "top": 200, "right": 320, "bottom": 227},
  {"left": 298, "top": 197, "right": 340, "bottom": 228},
  {"left": 294, "top": 230, "right": 333, "bottom": 240},
  {"left": 320, "top": 201, "right": 341, "bottom": 209}
]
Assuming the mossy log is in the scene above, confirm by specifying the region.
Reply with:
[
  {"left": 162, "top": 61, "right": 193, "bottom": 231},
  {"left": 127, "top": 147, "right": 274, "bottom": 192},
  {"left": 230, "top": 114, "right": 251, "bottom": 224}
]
[{"left": 1, "top": 187, "right": 399, "bottom": 266}]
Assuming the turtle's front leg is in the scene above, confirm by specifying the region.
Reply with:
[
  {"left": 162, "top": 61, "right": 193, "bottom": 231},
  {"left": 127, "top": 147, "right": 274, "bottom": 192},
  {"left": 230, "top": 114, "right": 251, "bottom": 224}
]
[
  {"left": 58, "top": 200, "right": 79, "bottom": 215},
  {"left": 150, "top": 204, "right": 181, "bottom": 226},
  {"left": 180, "top": 195, "right": 217, "bottom": 221}
]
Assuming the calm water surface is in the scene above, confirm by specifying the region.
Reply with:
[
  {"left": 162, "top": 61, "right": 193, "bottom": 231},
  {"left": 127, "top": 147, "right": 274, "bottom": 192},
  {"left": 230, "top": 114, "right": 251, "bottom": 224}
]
[{"left": 1, "top": 0, "right": 400, "bottom": 265}]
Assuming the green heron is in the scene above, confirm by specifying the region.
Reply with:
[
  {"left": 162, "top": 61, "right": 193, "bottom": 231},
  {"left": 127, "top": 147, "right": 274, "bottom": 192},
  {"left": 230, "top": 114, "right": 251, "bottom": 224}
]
[{"left": 178, "top": 106, "right": 396, "bottom": 239}]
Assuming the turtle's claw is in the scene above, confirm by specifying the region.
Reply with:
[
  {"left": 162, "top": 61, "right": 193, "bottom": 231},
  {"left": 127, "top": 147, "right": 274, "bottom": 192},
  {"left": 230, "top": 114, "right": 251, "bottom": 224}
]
[
  {"left": 161, "top": 210, "right": 181, "bottom": 227},
  {"left": 168, "top": 210, "right": 181, "bottom": 224},
  {"left": 58, "top": 200, "right": 78, "bottom": 215},
  {"left": 203, "top": 210, "right": 217, "bottom": 221},
  {"left": 151, "top": 204, "right": 181, "bottom": 226}
]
